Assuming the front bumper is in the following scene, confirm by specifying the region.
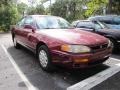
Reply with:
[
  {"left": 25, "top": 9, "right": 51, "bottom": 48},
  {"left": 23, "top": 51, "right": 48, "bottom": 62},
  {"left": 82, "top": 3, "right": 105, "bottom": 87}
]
[{"left": 51, "top": 47, "right": 112, "bottom": 68}]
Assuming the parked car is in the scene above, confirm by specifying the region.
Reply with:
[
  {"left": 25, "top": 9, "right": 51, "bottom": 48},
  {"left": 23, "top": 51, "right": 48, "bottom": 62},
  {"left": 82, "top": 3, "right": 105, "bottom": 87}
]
[
  {"left": 11, "top": 15, "right": 112, "bottom": 71},
  {"left": 72, "top": 20, "right": 120, "bottom": 52},
  {"left": 88, "top": 15, "right": 120, "bottom": 29}
]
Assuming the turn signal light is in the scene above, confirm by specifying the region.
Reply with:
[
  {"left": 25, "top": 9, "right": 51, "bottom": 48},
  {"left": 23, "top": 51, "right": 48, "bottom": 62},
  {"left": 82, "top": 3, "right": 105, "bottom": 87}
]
[{"left": 74, "top": 59, "right": 88, "bottom": 63}]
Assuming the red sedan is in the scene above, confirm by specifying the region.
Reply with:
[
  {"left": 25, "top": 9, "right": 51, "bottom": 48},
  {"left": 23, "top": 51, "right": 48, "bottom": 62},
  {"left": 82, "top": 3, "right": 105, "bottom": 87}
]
[{"left": 11, "top": 15, "right": 112, "bottom": 71}]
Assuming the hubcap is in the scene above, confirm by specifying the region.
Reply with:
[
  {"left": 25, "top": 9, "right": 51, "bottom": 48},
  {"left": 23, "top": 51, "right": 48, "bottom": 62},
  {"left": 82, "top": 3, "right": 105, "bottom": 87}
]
[{"left": 39, "top": 50, "right": 48, "bottom": 68}]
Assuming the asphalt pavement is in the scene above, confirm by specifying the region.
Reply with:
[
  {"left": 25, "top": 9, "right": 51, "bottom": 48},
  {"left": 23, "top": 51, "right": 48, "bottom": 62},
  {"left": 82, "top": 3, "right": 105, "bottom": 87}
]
[
  {"left": 0, "top": 33, "right": 27, "bottom": 90},
  {"left": 0, "top": 33, "right": 120, "bottom": 90}
]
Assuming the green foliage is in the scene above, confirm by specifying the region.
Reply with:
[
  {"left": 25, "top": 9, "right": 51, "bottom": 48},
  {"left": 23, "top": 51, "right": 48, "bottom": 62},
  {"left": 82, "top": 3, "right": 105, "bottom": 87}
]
[
  {"left": 0, "top": 0, "right": 120, "bottom": 32},
  {"left": 0, "top": 0, "right": 13, "bottom": 6},
  {"left": 27, "top": 4, "right": 45, "bottom": 15},
  {"left": 17, "top": 3, "right": 28, "bottom": 16},
  {"left": 0, "top": 1, "right": 20, "bottom": 32},
  {"left": 51, "top": 0, "right": 88, "bottom": 22},
  {"left": 107, "top": 0, "right": 120, "bottom": 14},
  {"left": 85, "top": 0, "right": 108, "bottom": 17}
]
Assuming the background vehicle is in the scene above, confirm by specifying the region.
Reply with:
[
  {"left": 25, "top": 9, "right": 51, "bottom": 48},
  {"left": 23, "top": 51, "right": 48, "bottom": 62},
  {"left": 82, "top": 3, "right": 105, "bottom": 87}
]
[
  {"left": 11, "top": 15, "right": 112, "bottom": 71},
  {"left": 72, "top": 20, "right": 120, "bottom": 52},
  {"left": 88, "top": 15, "right": 120, "bottom": 29}
]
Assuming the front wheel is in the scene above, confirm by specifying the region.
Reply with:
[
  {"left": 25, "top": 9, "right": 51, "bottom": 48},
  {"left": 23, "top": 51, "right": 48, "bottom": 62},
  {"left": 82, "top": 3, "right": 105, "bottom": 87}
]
[{"left": 37, "top": 45, "right": 55, "bottom": 72}]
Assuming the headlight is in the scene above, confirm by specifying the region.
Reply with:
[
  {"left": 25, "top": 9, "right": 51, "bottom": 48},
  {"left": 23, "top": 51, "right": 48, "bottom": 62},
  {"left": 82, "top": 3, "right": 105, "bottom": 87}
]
[{"left": 61, "top": 45, "right": 91, "bottom": 53}]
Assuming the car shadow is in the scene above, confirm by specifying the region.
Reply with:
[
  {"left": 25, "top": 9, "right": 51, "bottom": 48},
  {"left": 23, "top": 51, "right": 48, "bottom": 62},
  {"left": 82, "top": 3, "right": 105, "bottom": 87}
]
[{"left": 7, "top": 46, "right": 109, "bottom": 90}]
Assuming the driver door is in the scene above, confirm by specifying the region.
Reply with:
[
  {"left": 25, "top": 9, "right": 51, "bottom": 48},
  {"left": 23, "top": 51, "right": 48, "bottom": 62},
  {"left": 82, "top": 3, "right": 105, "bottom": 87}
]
[{"left": 22, "top": 16, "right": 37, "bottom": 50}]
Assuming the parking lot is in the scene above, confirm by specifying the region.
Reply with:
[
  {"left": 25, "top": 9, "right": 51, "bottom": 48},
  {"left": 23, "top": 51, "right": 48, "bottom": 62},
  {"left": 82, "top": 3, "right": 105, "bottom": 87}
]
[{"left": 1, "top": 33, "right": 120, "bottom": 90}]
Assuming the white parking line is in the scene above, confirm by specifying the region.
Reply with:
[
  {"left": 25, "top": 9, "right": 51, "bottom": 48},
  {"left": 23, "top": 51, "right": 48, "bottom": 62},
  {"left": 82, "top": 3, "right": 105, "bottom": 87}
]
[
  {"left": 110, "top": 57, "right": 120, "bottom": 62},
  {"left": 1, "top": 45, "right": 39, "bottom": 90},
  {"left": 67, "top": 58, "right": 120, "bottom": 90},
  {"left": 2, "top": 43, "right": 120, "bottom": 90}
]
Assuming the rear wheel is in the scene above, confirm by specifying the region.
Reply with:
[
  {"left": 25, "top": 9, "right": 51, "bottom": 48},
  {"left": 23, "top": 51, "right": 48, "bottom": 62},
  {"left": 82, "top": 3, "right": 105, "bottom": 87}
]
[
  {"left": 37, "top": 45, "right": 55, "bottom": 72},
  {"left": 13, "top": 37, "right": 20, "bottom": 49}
]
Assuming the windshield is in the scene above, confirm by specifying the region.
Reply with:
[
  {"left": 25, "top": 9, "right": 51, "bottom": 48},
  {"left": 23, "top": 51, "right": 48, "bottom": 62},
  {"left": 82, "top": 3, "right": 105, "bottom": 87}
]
[
  {"left": 35, "top": 16, "right": 71, "bottom": 29},
  {"left": 77, "top": 21, "right": 109, "bottom": 30},
  {"left": 77, "top": 21, "right": 104, "bottom": 29},
  {"left": 113, "top": 16, "right": 120, "bottom": 24},
  {"left": 97, "top": 21, "right": 110, "bottom": 29},
  {"left": 77, "top": 21, "right": 94, "bottom": 29},
  {"left": 99, "top": 16, "right": 120, "bottom": 25},
  {"left": 99, "top": 16, "right": 120, "bottom": 29}
]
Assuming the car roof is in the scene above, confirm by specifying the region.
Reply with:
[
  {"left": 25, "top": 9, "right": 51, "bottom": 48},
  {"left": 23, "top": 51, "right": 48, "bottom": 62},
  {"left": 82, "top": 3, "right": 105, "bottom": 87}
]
[
  {"left": 71, "top": 20, "right": 92, "bottom": 26},
  {"left": 88, "top": 15, "right": 117, "bottom": 18},
  {"left": 88, "top": 15, "right": 118, "bottom": 21},
  {"left": 26, "top": 15, "right": 61, "bottom": 19},
  {"left": 73, "top": 20, "right": 91, "bottom": 23}
]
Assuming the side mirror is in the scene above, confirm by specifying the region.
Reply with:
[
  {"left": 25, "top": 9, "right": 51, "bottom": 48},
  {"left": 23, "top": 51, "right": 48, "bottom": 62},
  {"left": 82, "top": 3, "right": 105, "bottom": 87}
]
[{"left": 24, "top": 25, "right": 36, "bottom": 33}]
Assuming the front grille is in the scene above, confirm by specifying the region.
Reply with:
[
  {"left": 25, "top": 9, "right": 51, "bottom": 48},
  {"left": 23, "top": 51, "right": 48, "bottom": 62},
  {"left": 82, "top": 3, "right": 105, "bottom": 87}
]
[{"left": 91, "top": 43, "right": 108, "bottom": 52}]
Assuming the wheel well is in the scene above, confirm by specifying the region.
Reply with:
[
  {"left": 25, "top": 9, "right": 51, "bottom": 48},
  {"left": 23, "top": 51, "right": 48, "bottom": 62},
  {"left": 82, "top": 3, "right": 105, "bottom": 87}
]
[
  {"left": 36, "top": 42, "right": 48, "bottom": 54},
  {"left": 106, "top": 36, "right": 117, "bottom": 43},
  {"left": 104, "top": 35, "right": 116, "bottom": 41}
]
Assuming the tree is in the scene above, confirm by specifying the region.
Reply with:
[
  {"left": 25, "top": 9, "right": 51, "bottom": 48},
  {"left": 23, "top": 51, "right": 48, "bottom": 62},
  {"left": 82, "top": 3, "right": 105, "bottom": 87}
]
[
  {"left": 85, "top": 0, "right": 108, "bottom": 17},
  {"left": 51, "top": 0, "right": 87, "bottom": 22},
  {"left": 0, "top": 0, "right": 12, "bottom": 6},
  {"left": 17, "top": 3, "right": 28, "bottom": 16},
  {"left": 0, "top": 1, "right": 20, "bottom": 32},
  {"left": 107, "top": 0, "right": 120, "bottom": 14},
  {"left": 27, "top": 4, "right": 45, "bottom": 15}
]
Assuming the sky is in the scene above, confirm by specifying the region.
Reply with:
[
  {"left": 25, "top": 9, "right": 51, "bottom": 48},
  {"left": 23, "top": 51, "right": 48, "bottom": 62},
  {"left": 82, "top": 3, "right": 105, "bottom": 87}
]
[{"left": 18, "top": 0, "right": 29, "bottom": 4}]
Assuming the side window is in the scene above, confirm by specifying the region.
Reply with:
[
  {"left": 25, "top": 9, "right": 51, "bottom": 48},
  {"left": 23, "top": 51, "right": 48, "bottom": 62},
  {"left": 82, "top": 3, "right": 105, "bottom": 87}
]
[{"left": 24, "top": 17, "right": 35, "bottom": 26}]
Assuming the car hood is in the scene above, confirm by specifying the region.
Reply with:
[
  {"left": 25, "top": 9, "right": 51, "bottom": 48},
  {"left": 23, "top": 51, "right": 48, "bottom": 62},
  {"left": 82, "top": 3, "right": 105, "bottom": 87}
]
[
  {"left": 36, "top": 29, "right": 108, "bottom": 46},
  {"left": 102, "top": 28, "right": 120, "bottom": 40}
]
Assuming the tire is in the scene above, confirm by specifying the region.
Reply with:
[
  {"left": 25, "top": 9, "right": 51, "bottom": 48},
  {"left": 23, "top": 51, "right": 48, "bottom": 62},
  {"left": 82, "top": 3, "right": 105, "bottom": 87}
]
[
  {"left": 13, "top": 36, "right": 21, "bottom": 49},
  {"left": 109, "top": 38, "right": 118, "bottom": 53},
  {"left": 37, "top": 45, "right": 54, "bottom": 72}
]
